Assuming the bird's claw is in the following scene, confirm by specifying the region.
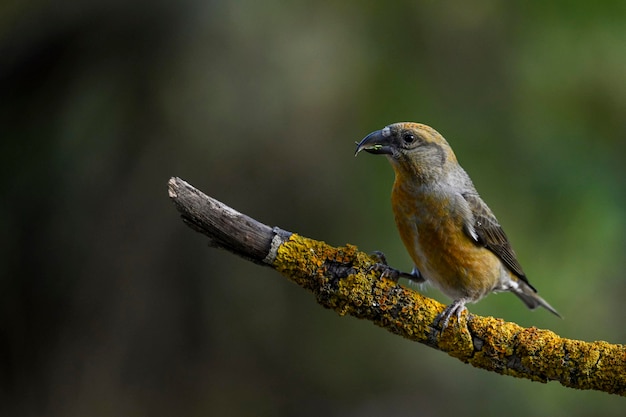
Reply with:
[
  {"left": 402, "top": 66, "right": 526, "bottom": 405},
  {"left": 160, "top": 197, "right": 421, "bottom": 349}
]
[
  {"left": 368, "top": 262, "right": 403, "bottom": 282},
  {"left": 434, "top": 299, "right": 468, "bottom": 332},
  {"left": 367, "top": 251, "right": 404, "bottom": 282},
  {"left": 369, "top": 251, "right": 389, "bottom": 265},
  {"left": 367, "top": 251, "right": 424, "bottom": 283}
]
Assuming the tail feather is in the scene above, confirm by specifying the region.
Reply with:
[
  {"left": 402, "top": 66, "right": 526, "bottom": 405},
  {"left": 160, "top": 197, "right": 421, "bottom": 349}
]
[{"left": 513, "top": 283, "right": 562, "bottom": 318}]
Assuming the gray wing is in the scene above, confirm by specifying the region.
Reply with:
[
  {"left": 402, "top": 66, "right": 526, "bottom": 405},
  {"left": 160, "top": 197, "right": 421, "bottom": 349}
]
[{"left": 461, "top": 192, "right": 535, "bottom": 290}]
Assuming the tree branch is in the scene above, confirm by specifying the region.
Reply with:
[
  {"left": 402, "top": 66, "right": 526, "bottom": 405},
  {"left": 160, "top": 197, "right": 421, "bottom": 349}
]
[{"left": 168, "top": 176, "right": 626, "bottom": 396}]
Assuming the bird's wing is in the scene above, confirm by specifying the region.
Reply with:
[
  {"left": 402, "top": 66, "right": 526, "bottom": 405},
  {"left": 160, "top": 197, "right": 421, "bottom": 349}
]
[{"left": 461, "top": 192, "right": 534, "bottom": 289}]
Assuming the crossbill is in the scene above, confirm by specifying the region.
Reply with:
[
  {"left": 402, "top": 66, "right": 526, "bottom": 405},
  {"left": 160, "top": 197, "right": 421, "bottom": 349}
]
[{"left": 355, "top": 122, "right": 560, "bottom": 329}]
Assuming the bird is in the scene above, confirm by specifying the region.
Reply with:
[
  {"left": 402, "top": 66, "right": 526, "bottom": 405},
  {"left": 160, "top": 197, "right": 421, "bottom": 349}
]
[{"left": 354, "top": 122, "right": 560, "bottom": 330}]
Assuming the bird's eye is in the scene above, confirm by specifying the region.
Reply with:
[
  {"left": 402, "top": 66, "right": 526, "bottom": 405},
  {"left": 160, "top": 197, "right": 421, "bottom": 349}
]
[{"left": 402, "top": 132, "right": 416, "bottom": 144}]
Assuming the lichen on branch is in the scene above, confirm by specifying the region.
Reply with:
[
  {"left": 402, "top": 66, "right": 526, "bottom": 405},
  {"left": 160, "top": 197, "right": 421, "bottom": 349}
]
[{"left": 168, "top": 177, "right": 626, "bottom": 396}]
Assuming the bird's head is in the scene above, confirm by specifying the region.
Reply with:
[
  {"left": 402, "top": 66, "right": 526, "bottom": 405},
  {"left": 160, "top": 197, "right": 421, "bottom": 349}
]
[{"left": 355, "top": 122, "right": 457, "bottom": 182}]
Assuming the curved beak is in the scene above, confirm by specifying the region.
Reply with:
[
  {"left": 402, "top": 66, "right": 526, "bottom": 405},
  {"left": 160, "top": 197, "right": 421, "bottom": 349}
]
[{"left": 354, "top": 129, "right": 393, "bottom": 156}]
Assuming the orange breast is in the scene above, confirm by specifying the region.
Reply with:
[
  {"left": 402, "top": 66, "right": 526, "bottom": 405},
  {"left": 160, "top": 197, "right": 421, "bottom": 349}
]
[{"left": 391, "top": 178, "right": 501, "bottom": 301}]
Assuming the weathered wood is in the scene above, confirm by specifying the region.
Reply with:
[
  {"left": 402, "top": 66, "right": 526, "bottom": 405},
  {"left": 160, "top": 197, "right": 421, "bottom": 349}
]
[{"left": 168, "top": 177, "right": 291, "bottom": 265}]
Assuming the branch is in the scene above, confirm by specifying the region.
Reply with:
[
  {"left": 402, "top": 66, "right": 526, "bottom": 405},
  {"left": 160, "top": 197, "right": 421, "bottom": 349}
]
[{"left": 168, "top": 176, "right": 626, "bottom": 396}]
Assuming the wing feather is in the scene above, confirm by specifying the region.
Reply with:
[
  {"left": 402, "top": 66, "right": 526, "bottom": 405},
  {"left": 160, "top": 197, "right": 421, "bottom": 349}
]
[{"left": 461, "top": 193, "right": 535, "bottom": 290}]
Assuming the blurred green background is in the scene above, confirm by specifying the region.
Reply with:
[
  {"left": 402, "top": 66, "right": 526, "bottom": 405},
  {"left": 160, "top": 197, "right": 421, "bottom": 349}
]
[{"left": 2, "top": 1, "right": 625, "bottom": 416}]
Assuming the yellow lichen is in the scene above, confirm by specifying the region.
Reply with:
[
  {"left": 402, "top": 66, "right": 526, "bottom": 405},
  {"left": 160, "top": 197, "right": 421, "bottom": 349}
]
[{"left": 270, "top": 233, "right": 626, "bottom": 396}]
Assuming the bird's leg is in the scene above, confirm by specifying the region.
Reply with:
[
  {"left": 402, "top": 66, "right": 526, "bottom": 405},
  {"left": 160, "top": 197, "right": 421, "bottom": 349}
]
[
  {"left": 434, "top": 299, "right": 467, "bottom": 331},
  {"left": 368, "top": 251, "right": 424, "bottom": 283}
]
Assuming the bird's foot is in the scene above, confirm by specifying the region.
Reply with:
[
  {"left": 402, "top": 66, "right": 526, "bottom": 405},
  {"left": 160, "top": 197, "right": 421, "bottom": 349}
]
[
  {"left": 368, "top": 251, "right": 424, "bottom": 283},
  {"left": 434, "top": 299, "right": 468, "bottom": 332},
  {"left": 369, "top": 250, "right": 391, "bottom": 266},
  {"left": 368, "top": 262, "right": 403, "bottom": 282}
]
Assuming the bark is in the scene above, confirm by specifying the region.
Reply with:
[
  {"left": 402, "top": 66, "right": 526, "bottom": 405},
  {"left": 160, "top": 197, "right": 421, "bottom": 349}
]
[{"left": 168, "top": 176, "right": 626, "bottom": 396}]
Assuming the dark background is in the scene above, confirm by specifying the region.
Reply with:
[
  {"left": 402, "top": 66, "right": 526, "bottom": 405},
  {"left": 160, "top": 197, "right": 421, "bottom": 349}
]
[{"left": 2, "top": 1, "right": 625, "bottom": 416}]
